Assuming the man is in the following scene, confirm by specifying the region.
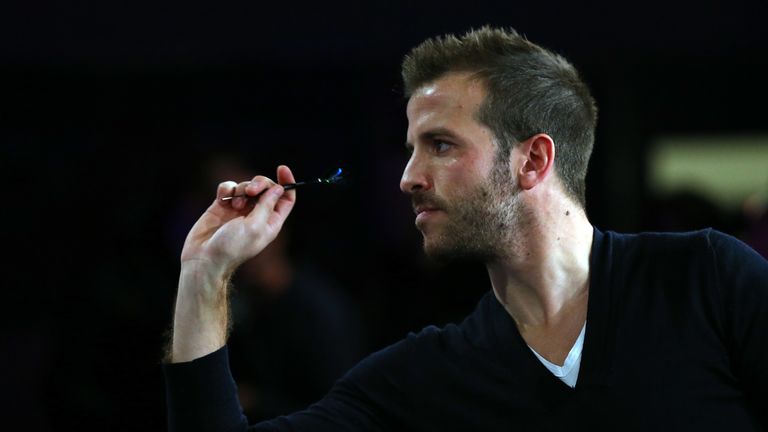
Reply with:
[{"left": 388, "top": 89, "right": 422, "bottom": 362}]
[{"left": 164, "top": 27, "right": 768, "bottom": 430}]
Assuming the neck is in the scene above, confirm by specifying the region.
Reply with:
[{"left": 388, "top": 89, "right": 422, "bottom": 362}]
[{"left": 487, "top": 201, "right": 593, "bottom": 330}]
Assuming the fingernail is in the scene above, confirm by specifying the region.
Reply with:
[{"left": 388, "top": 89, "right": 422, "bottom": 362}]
[{"left": 273, "top": 185, "right": 284, "bottom": 195}]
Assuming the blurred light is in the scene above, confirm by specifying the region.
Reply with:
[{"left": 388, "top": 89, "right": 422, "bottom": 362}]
[{"left": 648, "top": 135, "right": 768, "bottom": 210}]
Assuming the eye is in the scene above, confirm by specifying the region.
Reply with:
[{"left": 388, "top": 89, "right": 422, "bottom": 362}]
[{"left": 433, "top": 140, "right": 452, "bottom": 154}]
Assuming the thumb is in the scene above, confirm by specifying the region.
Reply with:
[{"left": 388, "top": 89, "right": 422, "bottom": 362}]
[
  {"left": 277, "top": 165, "right": 296, "bottom": 186},
  {"left": 245, "top": 184, "right": 285, "bottom": 225}
]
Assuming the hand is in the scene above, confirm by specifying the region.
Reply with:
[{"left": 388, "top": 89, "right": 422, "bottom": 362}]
[
  {"left": 180, "top": 165, "right": 297, "bottom": 277},
  {"left": 168, "top": 165, "right": 297, "bottom": 362}
]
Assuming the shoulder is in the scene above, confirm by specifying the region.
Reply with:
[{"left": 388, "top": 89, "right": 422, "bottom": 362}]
[
  {"left": 597, "top": 227, "right": 756, "bottom": 268},
  {"left": 348, "top": 324, "right": 464, "bottom": 376},
  {"left": 597, "top": 226, "right": 768, "bottom": 296},
  {"left": 592, "top": 227, "right": 768, "bottom": 301},
  {"left": 703, "top": 228, "right": 768, "bottom": 266},
  {"left": 603, "top": 227, "right": 713, "bottom": 252},
  {"left": 701, "top": 229, "right": 768, "bottom": 297},
  {"left": 330, "top": 324, "right": 465, "bottom": 419},
  {"left": 341, "top": 321, "right": 473, "bottom": 390},
  {"left": 624, "top": 227, "right": 768, "bottom": 274}
]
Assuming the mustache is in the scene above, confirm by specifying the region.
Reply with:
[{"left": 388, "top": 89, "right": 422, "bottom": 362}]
[{"left": 411, "top": 192, "right": 449, "bottom": 212}]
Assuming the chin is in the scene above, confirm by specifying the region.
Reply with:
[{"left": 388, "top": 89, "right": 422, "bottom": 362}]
[
  {"left": 421, "top": 235, "right": 451, "bottom": 262},
  {"left": 422, "top": 237, "right": 493, "bottom": 264}
]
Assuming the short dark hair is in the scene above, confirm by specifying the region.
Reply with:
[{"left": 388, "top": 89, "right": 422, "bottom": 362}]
[{"left": 401, "top": 26, "right": 598, "bottom": 208}]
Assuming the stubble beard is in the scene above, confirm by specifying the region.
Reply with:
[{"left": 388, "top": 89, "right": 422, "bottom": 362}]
[{"left": 421, "top": 160, "right": 524, "bottom": 263}]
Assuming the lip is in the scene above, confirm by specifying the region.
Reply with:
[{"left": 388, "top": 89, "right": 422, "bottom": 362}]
[
  {"left": 414, "top": 205, "right": 439, "bottom": 215},
  {"left": 415, "top": 207, "right": 442, "bottom": 224}
]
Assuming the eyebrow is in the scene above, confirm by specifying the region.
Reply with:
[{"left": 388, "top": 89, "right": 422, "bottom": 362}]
[{"left": 405, "top": 127, "right": 461, "bottom": 149}]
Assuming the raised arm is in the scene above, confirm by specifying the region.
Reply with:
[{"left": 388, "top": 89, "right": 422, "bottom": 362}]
[{"left": 168, "top": 165, "right": 297, "bottom": 363}]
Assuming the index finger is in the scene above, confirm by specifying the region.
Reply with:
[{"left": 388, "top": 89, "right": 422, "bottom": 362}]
[
  {"left": 274, "top": 165, "right": 296, "bottom": 218},
  {"left": 215, "top": 181, "right": 238, "bottom": 203}
]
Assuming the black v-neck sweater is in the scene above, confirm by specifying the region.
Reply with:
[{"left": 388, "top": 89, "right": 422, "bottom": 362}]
[{"left": 164, "top": 227, "right": 768, "bottom": 431}]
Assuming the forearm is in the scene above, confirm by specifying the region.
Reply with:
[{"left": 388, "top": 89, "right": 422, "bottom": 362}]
[{"left": 170, "top": 262, "right": 232, "bottom": 363}]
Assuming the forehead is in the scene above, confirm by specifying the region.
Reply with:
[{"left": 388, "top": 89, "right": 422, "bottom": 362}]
[{"left": 406, "top": 72, "right": 486, "bottom": 133}]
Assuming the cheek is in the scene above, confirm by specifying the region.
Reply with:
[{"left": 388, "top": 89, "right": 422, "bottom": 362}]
[
  {"left": 436, "top": 157, "right": 487, "bottom": 197},
  {"left": 435, "top": 158, "right": 463, "bottom": 188}
]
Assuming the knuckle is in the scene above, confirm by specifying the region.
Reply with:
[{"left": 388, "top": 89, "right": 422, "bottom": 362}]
[{"left": 253, "top": 175, "right": 275, "bottom": 186}]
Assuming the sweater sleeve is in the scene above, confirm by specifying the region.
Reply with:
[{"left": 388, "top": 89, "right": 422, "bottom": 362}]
[
  {"left": 707, "top": 229, "right": 768, "bottom": 426},
  {"left": 163, "top": 346, "right": 249, "bottom": 432},
  {"left": 164, "top": 337, "right": 416, "bottom": 432},
  {"left": 248, "top": 333, "right": 418, "bottom": 431}
]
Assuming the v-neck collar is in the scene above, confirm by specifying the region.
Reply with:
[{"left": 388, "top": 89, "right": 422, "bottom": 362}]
[
  {"left": 473, "top": 226, "right": 615, "bottom": 392},
  {"left": 529, "top": 321, "right": 586, "bottom": 376}
]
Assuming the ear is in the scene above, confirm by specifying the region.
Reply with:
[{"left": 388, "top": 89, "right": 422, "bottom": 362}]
[{"left": 517, "top": 133, "right": 555, "bottom": 191}]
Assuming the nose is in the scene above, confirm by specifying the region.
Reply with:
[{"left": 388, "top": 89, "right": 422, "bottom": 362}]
[{"left": 400, "top": 152, "right": 430, "bottom": 194}]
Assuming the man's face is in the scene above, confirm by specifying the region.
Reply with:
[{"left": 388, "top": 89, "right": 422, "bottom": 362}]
[{"left": 401, "top": 73, "right": 524, "bottom": 262}]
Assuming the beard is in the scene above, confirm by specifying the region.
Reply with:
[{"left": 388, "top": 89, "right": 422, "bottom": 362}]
[{"left": 414, "top": 158, "right": 526, "bottom": 263}]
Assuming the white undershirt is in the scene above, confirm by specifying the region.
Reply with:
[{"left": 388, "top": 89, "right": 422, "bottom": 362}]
[{"left": 528, "top": 322, "right": 587, "bottom": 388}]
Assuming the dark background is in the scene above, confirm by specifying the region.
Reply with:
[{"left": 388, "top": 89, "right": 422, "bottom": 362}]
[{"left": 2, "top": 0, "right": 768, "bottom": 430}]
